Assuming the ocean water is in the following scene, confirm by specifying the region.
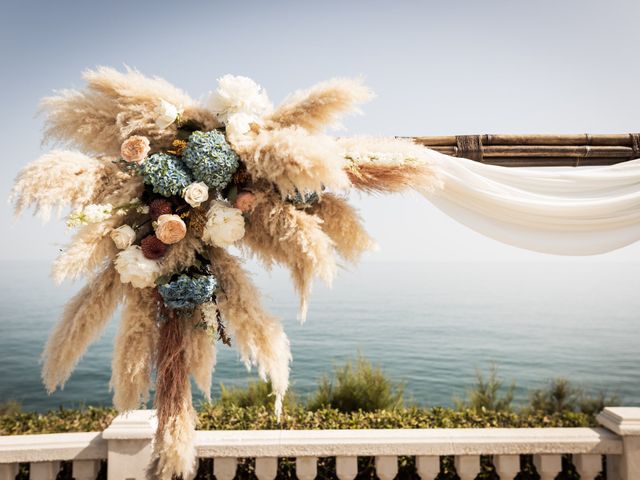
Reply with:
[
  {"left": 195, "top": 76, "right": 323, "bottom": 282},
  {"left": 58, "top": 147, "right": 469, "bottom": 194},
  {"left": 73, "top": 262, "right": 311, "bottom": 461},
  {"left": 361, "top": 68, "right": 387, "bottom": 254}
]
[{"left": 0, "top": 260, "right": 638, "bottom": 411}]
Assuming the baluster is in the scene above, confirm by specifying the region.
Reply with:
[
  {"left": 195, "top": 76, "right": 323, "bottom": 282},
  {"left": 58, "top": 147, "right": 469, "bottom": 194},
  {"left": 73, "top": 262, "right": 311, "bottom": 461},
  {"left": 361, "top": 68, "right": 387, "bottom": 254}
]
[
  {"left": 533, "top": 454, "right": 562, "bottom": 480},
  {"left": 29, "top": 462, "right": 60, "bottom": 480},
  {"left": 494, "top": 454, "right": 519, "bottom": 479},
  {"left": 454, "top": 455, "right": 480, "bottom": 480},
  {"left": 213, "top": 457, "right": 237, "bottom": 480},
  {"left": 335, "top": 456, "right": 358, "bottom": 480},
  {"left": 416, "top": 456, "right": 439, "bottom": 479},
  {"left": 296, "top": 456, "right": 317, "bottom": 480},
  {"left": 606, "top": 454, "right": 621, "bottom": 480},
  {"left": 0, "top": 464, "right": 19, "bottom": 480},
  {"left": 375, "top": 456, "right": 397, "bottom": 480},
  {"left": 254, "top": 457, "right": 278, "bottom": 480},
  {"left": 574, "top": 454, "right": 602, "bottom": 480},
  {"left": 72, "top": 460, "right": 100, "bottom": 480}
]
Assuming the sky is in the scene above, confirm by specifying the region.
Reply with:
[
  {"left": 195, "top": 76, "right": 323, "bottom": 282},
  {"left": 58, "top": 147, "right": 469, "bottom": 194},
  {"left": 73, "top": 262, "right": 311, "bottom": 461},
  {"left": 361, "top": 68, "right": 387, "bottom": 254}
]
[{"left": 2, "top": 0, "right": 640, "bottom": 263}]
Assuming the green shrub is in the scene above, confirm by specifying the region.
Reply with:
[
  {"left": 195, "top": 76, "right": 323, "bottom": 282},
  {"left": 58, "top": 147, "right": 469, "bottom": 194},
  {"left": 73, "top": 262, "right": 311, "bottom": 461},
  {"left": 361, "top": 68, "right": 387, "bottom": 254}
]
[
  {"left": 455, "top": 365, "right": 515, "bottom": 412},
  {"left": 216, "top": 380, "right": 297, "bottom": 410},
  {"left": 528, "top": 378, "right": 619, "bottom": 415},
  {"left": 307, "top": 355, "right": 404, "bottom": 412}
]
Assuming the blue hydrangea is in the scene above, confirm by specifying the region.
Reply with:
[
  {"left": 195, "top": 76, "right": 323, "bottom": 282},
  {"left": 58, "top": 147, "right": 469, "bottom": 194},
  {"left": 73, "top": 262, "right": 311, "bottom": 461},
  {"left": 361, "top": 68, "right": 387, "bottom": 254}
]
[
  {"left": 141, "top": 153, "right": 193, "bottom": 197},
  {"left": 157, "top": 274, "right": 217, "bottom": 310},
  {"left": 182, "top": 131, "right": 239, "bottom": 190},
  {"left": 287, "top": 190, "right": 320, "bottom": 206}
]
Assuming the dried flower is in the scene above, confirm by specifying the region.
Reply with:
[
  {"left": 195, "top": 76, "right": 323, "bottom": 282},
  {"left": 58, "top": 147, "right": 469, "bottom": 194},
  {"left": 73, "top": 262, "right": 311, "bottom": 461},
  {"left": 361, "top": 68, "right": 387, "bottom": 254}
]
[
  {"left": 141, "top": 235, "right": 168, "bottom": 259},
  {"left": 115, "top": 246, "right": 161, "bottom": 288},
  {"left": 183, "top": 181, "right": 209, "bottom": 208},
  {"left": 182, "top": 131, "right": 239, "bottom": 190},
  {"left": 155, "top": 214, "right": 187, "bottom": 245},
  {"left": 110, "top": 224, "right": 136, "bottom": 250},
  {"left": 202, "top": 201, "right": 245, "bottom": 247},
  {"left": 141, "top": 153, "right": 193, "bottom": 197},
  {"left": 120, "top": 136, "right": 150, "bottom": 163},
  {"left": 149, "top": 198, "right": 173, "bottom": 221},
  {"left": 157, "top": 274, "right": 217, "bottom": 310},
  {"left": 66, "top": 203, "right": 113, "bottom": 228},
  {"left": 234, "top": 191, "right": 256, "bottom": 213},
  {"left": 154, "top": 99, "right": 179, "bottom": 129}
]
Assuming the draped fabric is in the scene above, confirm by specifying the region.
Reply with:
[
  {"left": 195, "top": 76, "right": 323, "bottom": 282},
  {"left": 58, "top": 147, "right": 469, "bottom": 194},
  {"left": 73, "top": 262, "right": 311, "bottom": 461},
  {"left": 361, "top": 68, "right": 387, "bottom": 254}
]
[{"left": 424, "top": 151, "right": 640, "bottom": 255}]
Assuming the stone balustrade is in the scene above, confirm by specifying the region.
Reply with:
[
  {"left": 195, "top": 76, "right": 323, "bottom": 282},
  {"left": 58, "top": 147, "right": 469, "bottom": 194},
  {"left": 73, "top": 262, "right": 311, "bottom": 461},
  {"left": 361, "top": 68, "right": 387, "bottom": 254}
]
[{"left": 0, "top": 407, "right": 638, "bottom": 479}]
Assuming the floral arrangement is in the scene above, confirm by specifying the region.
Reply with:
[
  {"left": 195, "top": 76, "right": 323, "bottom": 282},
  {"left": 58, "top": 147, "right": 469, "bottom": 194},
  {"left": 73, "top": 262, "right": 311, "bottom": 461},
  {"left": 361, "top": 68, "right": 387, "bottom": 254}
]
[{"left": 10, "top": 68, "right": 440, "bottom": 479}]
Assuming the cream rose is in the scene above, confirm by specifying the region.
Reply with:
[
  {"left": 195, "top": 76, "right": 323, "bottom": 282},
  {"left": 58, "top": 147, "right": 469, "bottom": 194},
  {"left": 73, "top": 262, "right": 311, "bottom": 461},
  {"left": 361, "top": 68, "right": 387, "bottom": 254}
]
[
  {"left": 120, "top": 135, "right": 150, "bottom": 163},
  {"left": 202, "top": 201, "right": 245, "bottom": 247},
  {"left": 154, "top": 99, "right": 179, "bottom": 129},
  {"left": 110, "top": 224, "right": 136, "bottom": 250},
  {"left": 114, "top": 246, "right": 161, "bottom": 288},
  {"left": 155, "top": 214, "right": 187, "bottom": 244},
  {"left": 183, "top": 181, "right": 209, "bottom": 208}
]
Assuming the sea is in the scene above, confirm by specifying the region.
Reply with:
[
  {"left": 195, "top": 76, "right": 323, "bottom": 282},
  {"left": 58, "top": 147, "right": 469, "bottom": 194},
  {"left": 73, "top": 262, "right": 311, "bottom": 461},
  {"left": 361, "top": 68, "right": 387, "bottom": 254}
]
[{"left": 0, "top": 260, "right": 638, "bottom": 411}]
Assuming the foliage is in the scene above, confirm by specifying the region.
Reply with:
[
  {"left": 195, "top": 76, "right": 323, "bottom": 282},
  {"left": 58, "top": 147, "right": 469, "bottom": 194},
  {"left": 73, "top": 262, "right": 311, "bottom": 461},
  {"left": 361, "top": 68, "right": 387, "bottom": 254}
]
[
  {"left": 0, "top": 406, "right": 116, "bottom": 435},
  {"left": 528, "top": 378, "right": 619, "bottom": 416},
  {"left": 454, "top": 365, "right": 515, "bottom": 412},
  {"left": 215, "top": 380, "right": 298, "bottom": 410},
  {"left": 307, "top": 355, "right": 404, "bottom": 412}
]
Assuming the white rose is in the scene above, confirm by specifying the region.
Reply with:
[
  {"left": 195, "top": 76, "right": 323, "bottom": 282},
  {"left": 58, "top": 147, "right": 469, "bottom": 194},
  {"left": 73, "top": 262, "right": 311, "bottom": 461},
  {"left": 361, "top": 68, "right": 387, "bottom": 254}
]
[
  {"left": 183, "top": 181, "right": 209, "bottom": 208},
  {"left": 202, "top": 201, "right": 245, "bottom": 247},
  {"left": 114, "top": 246, "right": 161, "bottom": 288},
  {"left": 207, "top": 75, "right": 271, "bottom": 124},
  {"left": 154, "top": 99, "right": 179, "bottom": 129},
  {"left": 110, "top": 225, "right": 136, "bottom": 250}
]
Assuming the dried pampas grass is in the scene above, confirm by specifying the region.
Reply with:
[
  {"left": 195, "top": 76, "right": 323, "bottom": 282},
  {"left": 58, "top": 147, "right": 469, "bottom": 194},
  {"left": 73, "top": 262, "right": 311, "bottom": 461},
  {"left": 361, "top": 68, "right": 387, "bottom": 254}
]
[
  {"left": 209, "top": 247, "right": 291, "bottom": 416},
  {"left": 242, "top": 192, "right": 336, "bottom": 320},
  {"left": 110, "top": 286, "right": 158, "bottom": 411},
  {"left": 239, "top": 126, "right": 348, "bottom": 196},
  {"left": 310, "top": 193, "right": 376, "bottom": 262},
  {"left": 41, "top": 66, "right": 218, "bottom": 156},
  {"left": 151, "top": 313, "right": 196, "bottom": 480},
  {"left": 10, "top": 150, "right": 111, "bottom": 222},
  {"left": 185, "top": 310, "right": 216, "bottom": 400},
  {"left": 41, "top": 265, "right": 123, "bottom": 393},
  {"left": 268, "top": 77, "right": 374, "bottom": 132},
  {"left": 159, "top": 231, "right": 204, "bottom": 276},
  {"left": 339, "top": 136, "right": 443, "bottom": 194},
  {"left": 51, "top": 176, "right": 144, "bottom": 284}
]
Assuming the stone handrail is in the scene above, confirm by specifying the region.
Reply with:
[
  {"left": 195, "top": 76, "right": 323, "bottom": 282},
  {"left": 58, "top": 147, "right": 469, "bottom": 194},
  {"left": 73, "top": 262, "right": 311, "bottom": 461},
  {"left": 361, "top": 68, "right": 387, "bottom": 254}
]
[{"left": 0, "top": 407, "right": 638, "bottom": 480}]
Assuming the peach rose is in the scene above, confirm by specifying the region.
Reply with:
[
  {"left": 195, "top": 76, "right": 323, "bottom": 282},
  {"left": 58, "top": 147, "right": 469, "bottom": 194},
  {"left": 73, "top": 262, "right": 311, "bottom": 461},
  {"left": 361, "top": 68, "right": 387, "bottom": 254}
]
[
  {"left": 234, "top": 191, "right": 256, "bottom": 213},
  {"left": 155, "top": 214, "right": 187, "bottom": 244},
  {"left": 121, "top": 135, "right": 151, "bottom": 163}
]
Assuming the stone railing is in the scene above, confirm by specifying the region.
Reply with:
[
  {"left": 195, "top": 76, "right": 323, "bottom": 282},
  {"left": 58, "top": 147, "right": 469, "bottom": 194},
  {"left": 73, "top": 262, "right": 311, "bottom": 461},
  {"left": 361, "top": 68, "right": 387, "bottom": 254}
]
[{"left": 0, "top": 407, "right": 638, "bottom": 480}]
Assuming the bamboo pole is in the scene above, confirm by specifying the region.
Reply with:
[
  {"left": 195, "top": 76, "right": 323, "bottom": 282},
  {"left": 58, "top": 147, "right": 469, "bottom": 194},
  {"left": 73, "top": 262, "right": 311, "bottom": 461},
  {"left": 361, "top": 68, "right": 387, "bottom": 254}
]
[{"left": 406, "top": 133, "right": 640, "bottom": 166}]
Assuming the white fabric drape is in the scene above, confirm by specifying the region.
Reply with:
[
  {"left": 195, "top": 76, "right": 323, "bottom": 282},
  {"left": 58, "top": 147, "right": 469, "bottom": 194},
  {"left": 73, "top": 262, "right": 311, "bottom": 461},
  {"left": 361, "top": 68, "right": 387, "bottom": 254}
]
[{"left": 424, "top": 151, "right": 640, "bottom": 255}]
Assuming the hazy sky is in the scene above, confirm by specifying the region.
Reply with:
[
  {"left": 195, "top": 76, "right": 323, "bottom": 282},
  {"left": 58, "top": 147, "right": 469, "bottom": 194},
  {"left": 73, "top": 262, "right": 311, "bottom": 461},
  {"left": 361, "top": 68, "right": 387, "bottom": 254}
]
[{"left": 2, "top": 0, "right": 640, "bottom": 262}]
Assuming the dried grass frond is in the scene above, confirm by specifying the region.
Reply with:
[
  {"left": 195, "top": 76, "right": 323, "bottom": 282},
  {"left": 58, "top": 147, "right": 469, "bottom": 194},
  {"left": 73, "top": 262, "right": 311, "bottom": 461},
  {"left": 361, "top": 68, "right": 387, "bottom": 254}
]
[
  {"left": 209, "top": 247, "right": 291, "bottom": 416},
  {"left": 310, "top": 193, "right": 376, "bottom": 262},
  {"left": 267, "top": 77, "right": 374, "bottom": 132},
  {"left": 185, "top": 309, "right": 216, "bottom": 400},
  {"left": 41, "top": 265, "right": 123, "bottom": 393},
  {"left": 339, "top": 136, "right": 443, "bottom": 194},
  {"left": 151, "top": 313, "right": 197, "bottom": 480},
  {"left": 51, "top": 176, "right": 144, "bottom": 284},
  {"left": 241, "top": 192, "right": 336, "bottom": 320},
  {"left": 238, "top": 126, "right": 348, "bottom": 197},
  {"left": 41, "top": 66, "right": 207, "bottom": 155},
  {"left": 110, "top": 286, "right": 158, "bottom": 411},
  {"left": 10, "top": 150, "right": 116, "bottom": 222},
  {"left": 159, "top": 231, "right": 204, "bottom": 276}
]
